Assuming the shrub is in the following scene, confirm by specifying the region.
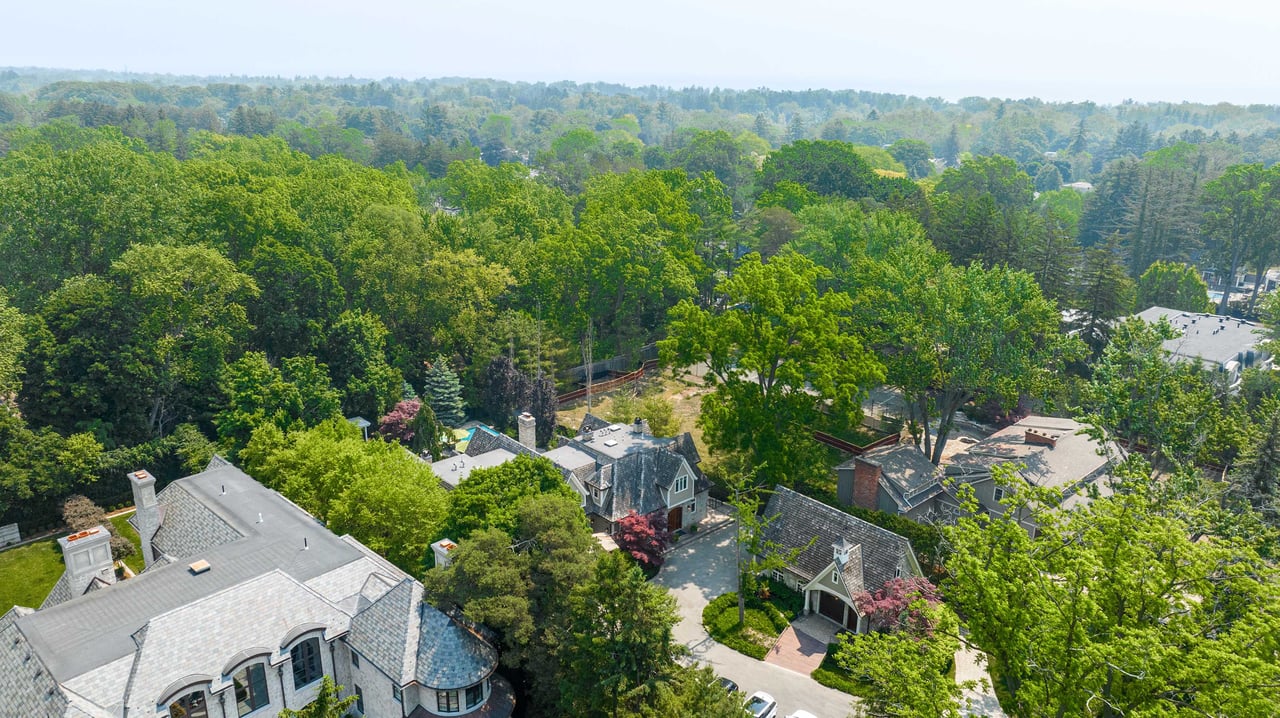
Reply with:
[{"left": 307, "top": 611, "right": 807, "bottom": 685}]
[
  {"left": 811, "top": 645, "right": 875, "bottom": 698},
  {"left": 701, "top": 592, "right": 790, "bottom": 660}
]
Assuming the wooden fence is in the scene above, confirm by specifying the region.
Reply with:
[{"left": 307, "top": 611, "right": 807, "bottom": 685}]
[
  {"left": 812, "top": 429, "right": 901, "bottom": 455},
  {"left": 556, "top": 359, "right": 660, "bottom": 406}
]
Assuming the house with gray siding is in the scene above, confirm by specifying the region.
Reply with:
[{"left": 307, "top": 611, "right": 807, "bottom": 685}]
[
  {"left": 836, "top": 444, "right": 960, "bottom": 524},
  {"left": 759, "top": 487, "right": 922, "bottom": 632},
  {"left": 0, "top": 459, "right": 513, "bottom": 718},
  {"left": 543, "top": 414, "right": 709, "bottom": 533}
]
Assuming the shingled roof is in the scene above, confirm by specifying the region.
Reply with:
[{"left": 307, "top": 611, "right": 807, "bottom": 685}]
[
  {"left": 761, "top": 486, "right": 917, "bottom": 593},
  {"left": 347, "top": 579, "right": 497, "bottom": 690}
]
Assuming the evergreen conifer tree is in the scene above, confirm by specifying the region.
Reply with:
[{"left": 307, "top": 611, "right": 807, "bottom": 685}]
[{"left": 422, "top": 354, "right": 466, "bottom": 427}]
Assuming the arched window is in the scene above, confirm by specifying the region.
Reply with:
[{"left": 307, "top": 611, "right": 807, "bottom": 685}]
[
  {"left": 290, "top": 637, "right": 323, "bottom": 689},
  {"left": 233, "top": 663, "right": 269, "bottom": 715},
  {"left": 168, "top": 690, "right": 209, "bottom": 718}
]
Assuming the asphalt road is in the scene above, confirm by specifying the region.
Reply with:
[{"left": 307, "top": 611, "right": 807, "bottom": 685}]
[{"left": 654, "top": 526, "right": 856, "bottom": 718}]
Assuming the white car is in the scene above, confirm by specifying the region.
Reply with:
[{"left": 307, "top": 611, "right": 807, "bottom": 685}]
[
  {"left": 785, "top": 711, "right": 819, "bottom": 718},
  {"left": 745, "top": 691, "right": 777, "bottom": 718}
]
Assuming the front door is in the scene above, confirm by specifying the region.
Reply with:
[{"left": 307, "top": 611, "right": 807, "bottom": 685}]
[{"left": 667, "top": 506, "right": 683, "bottom": 531}]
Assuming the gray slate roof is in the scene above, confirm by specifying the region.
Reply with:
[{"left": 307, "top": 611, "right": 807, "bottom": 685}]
[
  {"left": 122, "top": 570, "right": 350, "bottom": 716},
  {"left": 1134, "top": 306, "right": 1268, "bottom": 368},
  {"left": 761, "top": 486, "right": 916, "bottom": 594},
  {"left": 578, "top": 413, "right": 613, "bottom": 434},
  {"left": 0, "top": 608, "right": 67, "bottom": 718},
  {"left": 16, "top": 463, "right": 365, "bottom": 683},
  {"left": 465, "top": 426, "right": 536, "bottom": 458},
  {"left": 148, "top": 481, "right": 243, "bottom": 561},
  {"left": 347, "top": 579, "right": 497, "bottom": 690}
]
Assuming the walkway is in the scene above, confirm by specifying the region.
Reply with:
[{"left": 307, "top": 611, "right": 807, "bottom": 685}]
[
  {"left": 654, "top": 526, "right": 856, "bottom": 718},
  {"left": 955, "top": 642, "right": 1006, "bottom": 717},
  {"left": 763, "top": 624, "right": 827, "bottom": 674}
]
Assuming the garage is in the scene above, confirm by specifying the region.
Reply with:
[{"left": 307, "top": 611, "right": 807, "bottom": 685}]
[{"left": 816, "top": 590, "right": 858, "bottom": 631}]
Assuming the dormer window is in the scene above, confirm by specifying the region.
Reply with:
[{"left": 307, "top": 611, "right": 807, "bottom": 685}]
[
  {"left": 993, "top": 486, "right": 1006, "bottom": 503},
  {"left": 674, "top": 475, "right": 688, "bottom": 494},
  {"left": 168, "top": 691, "right": 209, "bottom": 718},
  {"left": 233, "top": 663, "right": 268, "bottom": 716}
]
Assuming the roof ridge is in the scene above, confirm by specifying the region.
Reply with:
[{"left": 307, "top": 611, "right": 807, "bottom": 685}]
[{"left": 774, "top": 486, "right": 912, "bottom": 550}]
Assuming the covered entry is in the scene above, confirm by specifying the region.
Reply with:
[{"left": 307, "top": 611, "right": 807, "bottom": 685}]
[{"left": 813, "top": 590, "right": 859, "bottom": 631}]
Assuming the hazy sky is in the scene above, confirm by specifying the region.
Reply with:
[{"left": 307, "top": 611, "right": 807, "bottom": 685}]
[{"left": 7, "top": 0, "right": 1279, "bottom": 105}]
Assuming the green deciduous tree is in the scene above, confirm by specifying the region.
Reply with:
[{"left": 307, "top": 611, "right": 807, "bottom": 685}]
[
  {"left": 757, "top": 139, "right": 877, "bottom": 200},
  {"left": 438, "top": 455, "right": 578, "bottom": 541},
  {"left": 327, "top": 461, "right": 447, "bottom": 574},
  {"left": 1134, "top": 260, "right": 1212, "bottom": 313},
  {"left": 214, "top": 351, "right": 341, "bottom": 457},
  {"left": 662, "top": 251, "right": 883, "bottom": 485},
  {"left": 944, "top": 461, "right": 1280, "bottom": 717},
  {"left": 278, "top": 677, "right": 356, "bottom": 718},
  {"left": 320, "top": 310, "right": 402, "bottom": 420},
  {"left": 0, "top": 291, "right": 24, "bottom": 400},
  {"left": 833, "top": 602, "right": 965, "bottom": 718},
  {"left": 857, "top": 245, "right": 1076, "bottom": 464}
]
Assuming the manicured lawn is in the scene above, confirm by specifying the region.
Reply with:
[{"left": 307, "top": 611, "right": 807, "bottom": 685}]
[
  {"left": 0, "top": 539, "right": 64, "bottom": 614},
  {"left": 702, "top": 592, "right": 790, "bottom": 660},
  {"left": 109, "top": 512, "right": 145, "bottom": 574},
  {"left": 811, "top": 644, "right": 876, "bottom": 698}
]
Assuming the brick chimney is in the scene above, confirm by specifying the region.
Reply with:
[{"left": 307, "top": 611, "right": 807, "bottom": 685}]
[
  {"left": 850, "top": 457, "right": 882, "bottom": 510},
  {"left": 57, "top": 525, "right": 115, "bottom": 596},
  {"left": 129, "top": 469, "right": 160, "bottom": 568},
  {"left": 517, "top": 412, "right": 537, "bottom": 450},
  {"left": 1024, "top": 428, "right": 1059, "bottom": 449}
]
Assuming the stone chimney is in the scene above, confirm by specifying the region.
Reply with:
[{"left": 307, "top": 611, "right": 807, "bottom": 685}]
[
  {"left": 1024, "top": 428, "right": 1058, "bottom": 449},
  {"left": 517, "top": 412, "right": 537, "bottom": 450},
  {"left": 431, "top": 538, "right": 458, "bottom": 568},
  {"left": 129, "top": 469, "right": 160, "bottom": 568},
  {"left": 57, "top": 525, "right": 115, "bottom": 596}
]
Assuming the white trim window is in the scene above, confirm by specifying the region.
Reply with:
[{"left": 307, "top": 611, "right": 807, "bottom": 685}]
[
  {"left": 674, "top": 474, "right": 688, "bottom": 494},
  {"left": 993, "top": 486, "right": 1006, "bottom": 503}
]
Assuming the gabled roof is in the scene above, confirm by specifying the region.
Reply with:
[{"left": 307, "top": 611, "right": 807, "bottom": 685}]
[
  {"left": 761, "top": 486, "right": 915, "bottom": 593},
  {"left": 841, "top": 444, "right": 950, "bottom": 512}
]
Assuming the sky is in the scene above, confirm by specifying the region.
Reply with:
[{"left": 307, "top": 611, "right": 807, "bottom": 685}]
[{"left": 7, "top": 0, "right": 1280, "bottom": 105}]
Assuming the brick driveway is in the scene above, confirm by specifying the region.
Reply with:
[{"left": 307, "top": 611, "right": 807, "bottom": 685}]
[{"left": 654, "top": 525, "right": 855, "bottom": 718}]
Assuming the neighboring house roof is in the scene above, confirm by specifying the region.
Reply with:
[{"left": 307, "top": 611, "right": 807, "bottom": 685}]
[
  {"left": 432, "top": 448, "right": 518, "bottom": 489},
  {"left": 840, "top": 444, "right": 949, "bottom": 512},
  {"left": 761, "top": 486, "right": 917, "bottom": 595},
  {"left": 464, "top": 426, "right": 535, "bottom": 458},
  {"left": 1133, "top": 306, "right": 1268, "bottom": 370},
  {"left": 548, "top": 417, "right": 707, "bottom": 523},
  {"left": 347, "top": 579, "right": 497, "bottom": 690},
  {"left": 945, "top": 416, "right": 1111, "bottom": 497},
  {"left": 0, "top": 607, "right": 66, "bottom": 718}
]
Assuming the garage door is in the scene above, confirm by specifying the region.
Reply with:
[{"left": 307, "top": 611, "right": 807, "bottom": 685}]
[{"left": 818, "top": 590, "right": 845, "bottom": 624}]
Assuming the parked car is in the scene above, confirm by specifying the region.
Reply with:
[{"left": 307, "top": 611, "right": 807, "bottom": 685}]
[
  {"left": 718, "top": 676, "right": 739, "bottom": 693},
  {"left": 785, "top": 711, "right": 818, "bottom": 718},
  {"left": 745, "top": 691, "right": 777, "bottom": 718}
]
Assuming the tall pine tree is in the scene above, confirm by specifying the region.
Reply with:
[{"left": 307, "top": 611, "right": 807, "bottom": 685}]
[{"left": 422, "top": 354, "right": 466, "bottom": 427}]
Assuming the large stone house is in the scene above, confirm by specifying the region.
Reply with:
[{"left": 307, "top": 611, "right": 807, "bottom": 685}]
[
  {"left": 760, "top": 487, "right": 922, "bottom": 632},
  {"left": 0, "top": 459, "right": 512, "bottom": 718},
  {"left": 543, "top": 414, "right": 709, "bottom": 533}
]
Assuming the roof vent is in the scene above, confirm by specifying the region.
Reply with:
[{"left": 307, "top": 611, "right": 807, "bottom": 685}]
[
  {"left": 604, "top": 439, "right": 619, "bottom": 447},
  {"left": 188, "top": 559, "right": 211, "bottom": 575}
]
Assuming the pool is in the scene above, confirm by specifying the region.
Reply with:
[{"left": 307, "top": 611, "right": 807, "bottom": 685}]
[{"left": 1208, "top": 291, "right": 1224, "bottom": 303}]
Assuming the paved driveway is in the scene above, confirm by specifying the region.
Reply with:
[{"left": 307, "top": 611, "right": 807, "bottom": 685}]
[{"left": 655, "top": 526, "right": 856, "bottom": 718}]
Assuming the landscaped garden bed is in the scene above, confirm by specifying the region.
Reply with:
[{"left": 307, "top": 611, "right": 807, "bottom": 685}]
[{"left": 701, "top": 591, "right": 791, "bottom": 659}]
